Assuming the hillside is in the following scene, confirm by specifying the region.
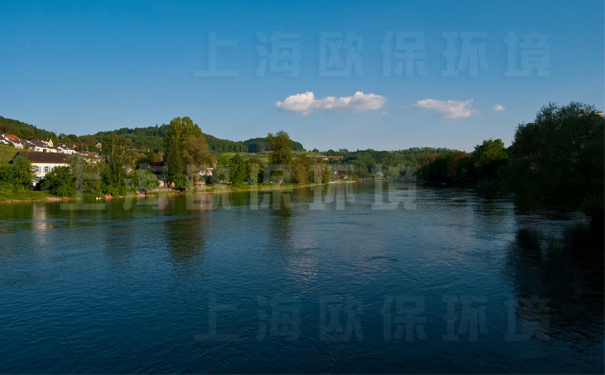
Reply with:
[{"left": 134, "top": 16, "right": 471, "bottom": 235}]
[
  {"left": 0, "top": 115, "right": 305, "bottom": 154},
  {"left": 0, "top": 144, "right": 23, "bottom": 165},
  {"left": 0, "top": 116, "right": 58, "bottom": 141}
]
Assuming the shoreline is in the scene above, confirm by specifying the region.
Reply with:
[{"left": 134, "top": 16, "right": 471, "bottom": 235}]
[{"left": 0, "top": 181, "right": 354, "bottom": 204}]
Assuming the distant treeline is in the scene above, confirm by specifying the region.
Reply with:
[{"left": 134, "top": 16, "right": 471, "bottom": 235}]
[
  {"left": 323, "top": 147, "right": 457, "bottom": 179},
  {"left": 0, "top": 116, "right": 58, "bottom": 141},
  {"left": 0, "top": 118, "right": 305, "bottom": 154}
]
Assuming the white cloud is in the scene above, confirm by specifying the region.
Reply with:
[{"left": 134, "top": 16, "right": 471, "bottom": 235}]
[
  {"left": 275, "top": 91, "right": 386, "bottom": 115},
  {"left": 414, "top": 98, "right": 476, "bottom": 119},
  {"left": 492, "top": 104, "right": 506, "bottom": 111}
]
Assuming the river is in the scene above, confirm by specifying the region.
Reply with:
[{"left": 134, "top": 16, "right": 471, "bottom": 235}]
[{"left": 0, "top": 182, "right": 602, "bottom": 373}]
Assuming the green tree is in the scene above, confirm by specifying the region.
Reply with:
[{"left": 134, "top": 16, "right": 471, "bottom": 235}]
[
  {"left": 291, "top": 158, "right": 310, "bottom": 184},
  {"left": 246, "top": 157, "right": 263, "bottom": 185},
  {"left": 69, "top": 154, "right": 105, "bottom": 199},
  {"left": 267, "top": 131, "right": 293, "bottom": 184},
  {"left": 505, "top": 102, "right": 604, "bottom": 218},
  {"left": 172, "top": 173, "right": 189, "bottom": 191},
  {"left": 164, "top": 117, "right": 214, "bottom": 184},
  {"left": 472, "top": 139, "right": 509, "bottom": 181},
  {"left": 229, "top": 154, "right": 247, "bottom": 186},
  {"left": 41, "top": 166, "right": 76, "bottom": 197},
  {"left": 130, "top": 169, "right": 159, "bottom": 193},
  {"left": 103, "top": 133, "right": 135, "bottom": 187},
  {"left": 183, "top": 135, "right": 215, "bottom": 180},
  {"left": 212, "top": 154, "right": 230, "bottom": 184},
  {"left": 4, "top": 156, "right": 34, "bottom": 188}
]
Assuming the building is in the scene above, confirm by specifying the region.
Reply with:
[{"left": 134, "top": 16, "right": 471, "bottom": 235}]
[
  {"left": 0, "top": 134, "right": 23, "bottom": 148},
  {"left": 10, "top": 152, "right": 70, "bottom": 186}
]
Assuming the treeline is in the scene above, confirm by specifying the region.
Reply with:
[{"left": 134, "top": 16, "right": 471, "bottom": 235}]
[
  {"left": 0, "top": 116, "right": 306, "bottom": 155},
  {"left": 418, "top": 102, "right": 604, "bottom": 218},
  {"left": 324, "top": 147, "right": 457, "bottom": 179},
  {"left": 0, "top": 116, "right": 58, "bottom": 141},
  {"left": 212, "top": 143, "right": 331, "bottom": 187},
  {"left": 244, "top": 137, "right": 305, "bottom": 153}
]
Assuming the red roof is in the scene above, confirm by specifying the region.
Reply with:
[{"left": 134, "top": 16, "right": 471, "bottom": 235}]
[{"left": 2, "top": 134, "right": 20, "bottom": 142}]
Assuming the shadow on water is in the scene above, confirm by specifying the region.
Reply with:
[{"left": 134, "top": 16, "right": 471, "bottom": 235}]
[
  {"left": 504, "top": 218, "right": 604, "bottom": 347},
  {"left": 268, "top": 191, "right": 293, "bottom": 252},
  {"left": 159, "top": 195, "right": 211, "bottom": 273}
]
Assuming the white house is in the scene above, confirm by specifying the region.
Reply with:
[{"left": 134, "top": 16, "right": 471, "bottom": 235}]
[
  {"left": 0, "top": 134, "right": 24, "bottom": 149},
  {"left": 11, "top": 152, "right": 70, "bottom": 186}
]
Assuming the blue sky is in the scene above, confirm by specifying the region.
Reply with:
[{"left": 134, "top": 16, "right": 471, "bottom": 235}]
[{"left": 0, "top": 0, "right": 603, "bottom": 152}]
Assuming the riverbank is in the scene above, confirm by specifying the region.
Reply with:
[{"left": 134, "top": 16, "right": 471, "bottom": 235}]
[{"left": 0, "top": 181, "right": 351, "bottom": 203}]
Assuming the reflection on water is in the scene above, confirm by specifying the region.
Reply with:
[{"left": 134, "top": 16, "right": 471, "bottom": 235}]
[
  {"left": 505, "top": 219, "right": 604, "bottom": 348},
  {"left": 0, "top": 183, "right": 602, "bottom": 373}
]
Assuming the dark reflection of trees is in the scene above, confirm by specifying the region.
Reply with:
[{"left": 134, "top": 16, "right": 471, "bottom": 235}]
[
  {"left": 268, "top": 192, "right": 293, "bottom": 253},
  {"left": 504, "top": 220, "right": 604, "bottom": 343},
  {"left": 162, "top": 195, "right": 211, "bottom": 274}
]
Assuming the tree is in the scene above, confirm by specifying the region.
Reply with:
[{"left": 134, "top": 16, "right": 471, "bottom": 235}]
[
  {"left": 3, "top": 156, "right": 34, "bottom": 188},
  {"left": 246, "top": 158, "right": 263, "bottom": 185},
  {"left": 103, "top": 133, "right": 135, "bottom": 187},
  {"left": 212, "top": 154, "right": 230, "bottom": 184},
  {"left": 267, "top": 131, "right": 293, "bottom": 184},
  {"left": 172, "top": 173, "right": 189, "bottom": 191},
  {"left": 69, "top": 154, "right": 105, "bottom": 199},
  {"left": 472, "top": 139, "right": 509, "bottom": 181},
  {"left": 130, "top": 169, "right": 159, "bottom": 193},
  {"left": 41, "top": 166, "right": 75, "bottom": 197},
  {"left": 182, "top": 135, "right": 215, "bottom": 179},
  {"left": 291, "top": 158, "right": 310, "bottom": 184},
  {"left": 229, "top": 154, "right": 247, "bottom": 186},
  {"left": 504, "top": 102, "right": 604, "bottom": 218},
  {"left": 164, "top": 117, "right": 214, "bottom": 184}
]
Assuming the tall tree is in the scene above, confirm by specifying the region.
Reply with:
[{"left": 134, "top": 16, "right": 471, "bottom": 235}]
[
  {"left": 229, "top": 154, "right": 247, "bottom": 186},
  {"left": 267, "top": 131, "right": 293, "bottom": 184},
  {"left": 472, "top": 139, "right": 509, "bottom": 181},
  {"left": 103, "top": 133, "right": 135, "bottom": 187},
  {"left": 505, "top": 102, "right": 604, "bottom": 217},
  {"left": 164, "top": 117, "right": 214, "bottom": 183}
]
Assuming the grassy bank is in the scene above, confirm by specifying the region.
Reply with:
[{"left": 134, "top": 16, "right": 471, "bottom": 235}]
[
  {"left": 0, "top": 144, "right": 21, "bottom": 165},
  {"left": 0, "top": 189, "right": 53, "bottom": 202}
]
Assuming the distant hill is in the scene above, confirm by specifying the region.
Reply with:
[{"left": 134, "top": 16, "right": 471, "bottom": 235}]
[
  {"left": 0, "top": 116, "right": 58, "bottom": 141},
  {"left": 243, "top": 137, "right": 305, "bottom": 153},
  {"left": 0, "top": 115, "right": 305, "bottom": 154},
  {"left": 89, "top": 125, "right": 303, "bottom": 153}
]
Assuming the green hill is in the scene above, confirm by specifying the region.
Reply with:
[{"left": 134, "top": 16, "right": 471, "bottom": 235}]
[
  {"left": 0, "top": 116, "right": 58, "bottom": 141},
  {"left": 1, "top": 115, "right": 306, "bottom": 154},
  {"left": 0, "top": 144, "right": 22, "bottom": 166}
]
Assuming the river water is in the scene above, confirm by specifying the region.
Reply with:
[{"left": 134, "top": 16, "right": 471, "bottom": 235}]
[{"left": 0, "top": 182, "right": 602, "bottom": 373}]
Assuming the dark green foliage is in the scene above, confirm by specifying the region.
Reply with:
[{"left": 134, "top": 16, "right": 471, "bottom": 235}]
[
  {"left": 0, "top": 116, "right": 58, "bottom": 142},
  {"left": 69, "top": 155, "right": 105, "bottom": 199},
  {"left": 504, "top": 102, "right": 604, "bottom": 216},
  {"left": 103, "top": 133, "right": 135, "bottom": 187},
  {"left": 246, "top": 158, "right": 264, "bottom": 185},
  {"left": 163, "top": 117, "right": 214, "bottom": 184},
  {"left": 267, "top": 131, "right": 294, "bottom": 184},
  {"left": 205, "top": 134, "right": 248, "bottom": 153},
  {"left": 172, "top": 173, "right": 189, "bottom": 191},
  {"left": 229, "top": 154, "right": 247, "bottom": 186},
  {"left": 130, "top": 169, "right": 159, "bottom": 193},
  {"left": 1, "top": 156, "right": 34, "bottom": 188},
  {"left": 472, "top": 139, "right": 509, "bottom": 181},
  {"left": 211, "top": 155, "right": 230, "bottom": 184},
  {"left": 326, "top": 147, "right": 456, "bottom": 179},
  {"left": 291, "top": 158, "right": 310, "bottom": 184},
  {"left": 244, "top": 137, "right": 304, "bottom": 153},
  {"left": 41, "top": 166, "right": 76, "bottom": 197}
]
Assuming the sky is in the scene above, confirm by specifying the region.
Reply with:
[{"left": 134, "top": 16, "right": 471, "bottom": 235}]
[{"left": 0, "top": 0, "right": 603, "bottom": 152}]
